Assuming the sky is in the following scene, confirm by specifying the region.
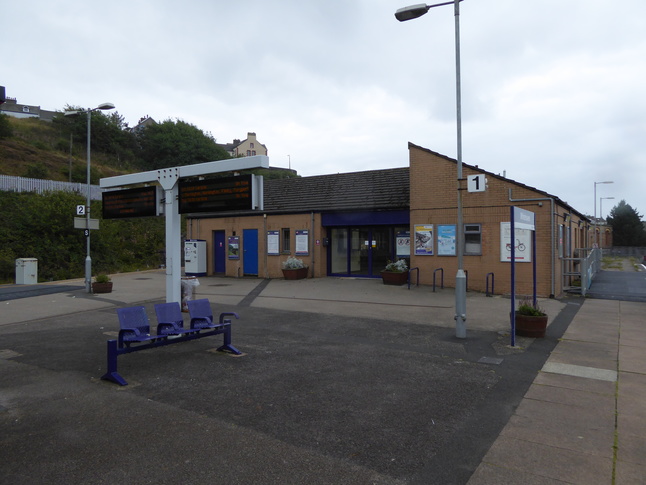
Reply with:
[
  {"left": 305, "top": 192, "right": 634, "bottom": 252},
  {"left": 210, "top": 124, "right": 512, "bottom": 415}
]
[{"left": 3, "top": 0, "right": 645, "bottom": 219}]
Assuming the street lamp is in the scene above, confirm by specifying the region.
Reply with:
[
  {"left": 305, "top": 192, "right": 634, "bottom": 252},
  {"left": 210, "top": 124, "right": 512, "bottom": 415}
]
[
  {"left": 593, "top": 181, "right": 613, "bottom": 248},
  {"left": 65, "top": 102, "right": 115, "bottom": 292},
  {"left": 395, "top": 0, "right": 467, "bottom": 338}
]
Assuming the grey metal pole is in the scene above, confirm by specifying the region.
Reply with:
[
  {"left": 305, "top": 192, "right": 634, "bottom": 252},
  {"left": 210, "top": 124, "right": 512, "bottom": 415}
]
[
  {"left": 85, "top": 109, "right": 92, "bottom": 293},
  {"left": 454, "top": 0, "right": 467, "bottom": 338}
]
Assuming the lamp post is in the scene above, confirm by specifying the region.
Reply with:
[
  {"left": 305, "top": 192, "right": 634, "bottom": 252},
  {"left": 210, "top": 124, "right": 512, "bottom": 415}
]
[
  {"left": 593, "top": 181, "right": 613, "bottom": 248},
  {"left": 396, "top": 0, "right": 467, "bottom": 338},
  {"left": 65, "top": 102, "right": 115, "bottom": 292}
]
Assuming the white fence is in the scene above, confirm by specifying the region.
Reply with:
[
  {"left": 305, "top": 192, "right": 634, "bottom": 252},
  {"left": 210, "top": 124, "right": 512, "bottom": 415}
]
[{"left": 0, "top": 175, "right": 102, "bottom": 200}]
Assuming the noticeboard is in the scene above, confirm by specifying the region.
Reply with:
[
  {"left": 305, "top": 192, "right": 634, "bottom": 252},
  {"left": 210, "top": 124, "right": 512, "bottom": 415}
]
[
  {"left": 179, "top": 175, "right": 252, "bottom": 214},
  {"left": 102, "top": 186, "right": 158, "bottom": 219}
]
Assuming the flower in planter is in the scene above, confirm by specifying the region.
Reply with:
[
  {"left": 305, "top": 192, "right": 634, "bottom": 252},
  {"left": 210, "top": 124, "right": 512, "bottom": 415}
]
[
  {"left": 383, "top": 259, "right": 408, "bottom": 273},
  {"left": 94, "top": 273, "right": 111, "bottom": 284},
  {"left": 516, "top": 297, "right": 546, "bottom": 316},
  {"left": 282, "top": 256, "right": 307, "bottom": 270}
]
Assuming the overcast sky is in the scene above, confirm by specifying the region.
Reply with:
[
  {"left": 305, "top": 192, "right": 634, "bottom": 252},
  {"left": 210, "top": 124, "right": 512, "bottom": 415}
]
[{"left": 3, "top": 0, "right": 645, "bottom": 219}]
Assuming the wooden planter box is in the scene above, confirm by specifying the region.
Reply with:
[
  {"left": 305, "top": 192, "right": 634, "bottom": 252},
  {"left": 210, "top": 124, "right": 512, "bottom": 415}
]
[
  {"left": 514, "top": 312, "right": 548, "bottom": 338},
  {"left": 380, "top": 271, "right": 408, "bottom": 286},
  {"left": 92, "top": 282, "right": 113, "bottom": 294},
  {"left": 282, "top": 267, "right": 308, "bottom": 280}
]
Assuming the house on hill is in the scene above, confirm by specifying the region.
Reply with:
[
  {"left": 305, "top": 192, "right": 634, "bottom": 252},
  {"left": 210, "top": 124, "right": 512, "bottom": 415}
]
[{"left": 218, "top": 132, "right": 267, "bottom": 158}]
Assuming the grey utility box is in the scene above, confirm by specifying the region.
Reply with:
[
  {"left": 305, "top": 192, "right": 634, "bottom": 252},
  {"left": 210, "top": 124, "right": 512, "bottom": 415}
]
[{"left": 15, "top": 258, "right": 38, "bottom": 285}]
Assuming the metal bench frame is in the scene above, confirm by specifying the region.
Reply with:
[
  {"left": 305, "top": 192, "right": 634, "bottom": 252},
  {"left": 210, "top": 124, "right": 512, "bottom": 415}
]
[{"left": 101, "top": 303, "right": 240, "bottom": 386}]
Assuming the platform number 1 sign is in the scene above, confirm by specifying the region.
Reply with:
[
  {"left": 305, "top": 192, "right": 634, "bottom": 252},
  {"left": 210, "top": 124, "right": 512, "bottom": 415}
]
[{"left": 467, "top": 174, "right": 486, "bottom": 193}]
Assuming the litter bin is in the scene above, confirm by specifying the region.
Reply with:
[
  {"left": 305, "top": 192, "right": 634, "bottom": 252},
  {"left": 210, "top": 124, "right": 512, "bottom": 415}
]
[
  {"left": 16, "top": 258, "right": 38, "bottom": 285},
  {"left": 181, "top": 276, "right": 200, "bottom": 311}
]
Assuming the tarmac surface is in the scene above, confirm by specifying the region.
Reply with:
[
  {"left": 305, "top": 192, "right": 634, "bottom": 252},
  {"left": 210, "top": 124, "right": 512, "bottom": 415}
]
[{"left": 0, "top": 268, "right": 644, "bottom": 484}]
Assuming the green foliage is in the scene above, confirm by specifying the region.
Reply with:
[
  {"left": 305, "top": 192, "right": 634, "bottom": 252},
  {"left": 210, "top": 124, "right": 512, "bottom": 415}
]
[
  {"left": 0, "top": 191, "right": 165, "bottom": 283},
  {"left": 0, "top": 113, "right": 14, "bottom": 139},
  {"left": 517, "top": 298, "right": 546, "bottom": 316},
  {"left": 606, "top": 200, "right": 646, "bottom": 246},
  {"left": 137, "top": 118, "right": 230, "bottom": 170},
  {"left": 23, "top": 162, "right": 49, "bottom": 179},
  {"left": 94, "top": 273, "right": 111, "bottom": 283}
]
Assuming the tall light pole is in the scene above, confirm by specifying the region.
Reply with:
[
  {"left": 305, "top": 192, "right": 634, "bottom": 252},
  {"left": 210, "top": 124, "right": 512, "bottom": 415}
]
[
  {"left": 396, "top": 0, "right": 467, "bottom": 338},
  {"left": 593, "top": 180, "right": 613, "bottom": 248},
  {"left": 65, "top": 102, "right": 115, "bottom": 292}
]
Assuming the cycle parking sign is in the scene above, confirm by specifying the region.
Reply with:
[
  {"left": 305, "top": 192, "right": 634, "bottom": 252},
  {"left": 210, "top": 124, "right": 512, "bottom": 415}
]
[{"left": 500, "top": 222, "right": 532, "bottom": 262}]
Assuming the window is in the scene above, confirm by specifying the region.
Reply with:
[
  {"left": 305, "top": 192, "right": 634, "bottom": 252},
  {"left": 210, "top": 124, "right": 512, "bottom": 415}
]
[
  {"left": 281, "top": 228, "right": 291, "bottom": 253},
  {"left": 250, "top": 142, "right": 255, "bottom": 148},
  {"left": 252, "top": 150, "right": 256, "bottom": 156},
  {"left": 464, "top": 224, "right": 481, "bottom": 255},
  {"left": 246, "top": 150, "right": 251, "bottom": 156}
]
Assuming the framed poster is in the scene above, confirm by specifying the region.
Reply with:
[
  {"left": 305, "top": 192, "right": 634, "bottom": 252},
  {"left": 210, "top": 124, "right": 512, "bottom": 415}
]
[
  {"left": 267, "top": 231, "right": 279, "bottom": 255},
  {"left": 500, "top": 222, "right": 532, "bottom": 262},
  {"left": 414, "top": 224, "right": 434, "bottom": 255},
  {"left": 295, "top": 229, "right": 309, "bottom": 255},
  {"left": 437, "top": 224, "right": 456, "bottom": 256},
  {"left": 396, "top": 231, "right": 410, "bottom": 258},
  {"left": 228, "top": 236, "right": 240, "bottom": 260}
]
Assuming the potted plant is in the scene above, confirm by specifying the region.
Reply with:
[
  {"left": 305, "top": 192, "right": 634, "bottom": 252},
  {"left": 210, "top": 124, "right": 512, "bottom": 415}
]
[
  {"left": 380, "top": 259, "right": 409, "bottom": 285},
  {"left": 281, "top": 257, "right": 308, "bottom": 280},
  {"left": 92, "top": 273, "right": 113, "bottom": 294},
  {"left": 514, "top": 298, "right": 548, "bottom": 338}
]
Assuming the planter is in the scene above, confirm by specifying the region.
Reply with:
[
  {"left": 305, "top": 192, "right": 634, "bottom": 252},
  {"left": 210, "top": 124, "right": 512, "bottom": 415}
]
[
  {"left": 514, "top": 312, "right": 548, "bottom": 338},
  {"left": 380, "top": 271, "right": 409, "bottom": 286},
  {"left": 92, "top": 282, "right": 113, "bottom": 294},
  {"left": 282, "top": 267, "right": 308, "bottom": 280}
]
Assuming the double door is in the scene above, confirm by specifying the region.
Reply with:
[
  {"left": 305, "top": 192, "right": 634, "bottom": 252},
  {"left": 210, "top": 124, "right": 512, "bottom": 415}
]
[{"left": 329, "top": 227, "right": 392, "bottom": 277}]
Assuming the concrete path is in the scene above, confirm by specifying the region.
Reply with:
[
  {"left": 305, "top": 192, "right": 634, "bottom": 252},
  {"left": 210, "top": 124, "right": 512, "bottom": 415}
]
[{"left": 1, "top": 270, "right": 644, "bottom": 483}]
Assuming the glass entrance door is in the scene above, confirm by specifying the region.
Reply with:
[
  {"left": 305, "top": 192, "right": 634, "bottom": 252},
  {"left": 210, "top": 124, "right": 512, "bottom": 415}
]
[{"left": 329, "top": 227, "right": 394, "bottom": 277}]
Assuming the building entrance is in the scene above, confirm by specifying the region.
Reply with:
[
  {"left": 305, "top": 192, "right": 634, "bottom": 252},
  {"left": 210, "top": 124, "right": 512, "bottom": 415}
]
[{"left": 329, "top": 226, "right": 402, "bottom": 277}]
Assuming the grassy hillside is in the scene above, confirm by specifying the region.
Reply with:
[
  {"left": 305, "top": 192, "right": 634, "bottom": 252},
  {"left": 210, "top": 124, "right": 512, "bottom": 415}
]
[{"left": 0, "top": 116, "right": 128, "bottom": 182}]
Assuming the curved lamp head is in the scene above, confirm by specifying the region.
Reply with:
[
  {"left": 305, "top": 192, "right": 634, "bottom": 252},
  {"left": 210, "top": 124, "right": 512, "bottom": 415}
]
[
  {"left": 395, "top": 3, "right": 431, "bottom": 21},
  {"left": 96, "top": 102, "right": 115, "bottom": 111}
]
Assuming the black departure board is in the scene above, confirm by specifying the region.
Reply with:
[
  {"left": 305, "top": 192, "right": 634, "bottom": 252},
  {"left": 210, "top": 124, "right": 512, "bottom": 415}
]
[
  {"left": 178, "top": 175, "right": 252, "bottom": 214},
  {"left": 102, "top": 186, "right": 158, "bottom": 219}
]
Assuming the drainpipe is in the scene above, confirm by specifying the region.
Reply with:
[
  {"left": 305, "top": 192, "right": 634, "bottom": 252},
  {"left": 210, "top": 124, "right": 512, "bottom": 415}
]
[
  {"left": 263, "top": 213, "right": 268, "bottom": 278},
  {"left": 508, "top": 189, "right": 556, "bottom": 298},
  {"left": 311, "top": 212, "right": 315, "bottom": 277}
]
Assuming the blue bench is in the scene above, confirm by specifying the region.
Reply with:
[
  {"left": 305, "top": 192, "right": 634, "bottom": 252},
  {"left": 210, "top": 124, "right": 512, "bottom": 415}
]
[{"left": 101, "top": 301, "right": 241, "bottom": 386}]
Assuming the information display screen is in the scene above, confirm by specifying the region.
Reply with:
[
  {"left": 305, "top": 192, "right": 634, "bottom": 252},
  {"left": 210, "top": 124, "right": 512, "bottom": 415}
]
[
  {"left": 102, "top": 186, "right": 157, "bottom": 219},
  {"left": 179, "top": 175, "right": 252, "bottom": 214}
]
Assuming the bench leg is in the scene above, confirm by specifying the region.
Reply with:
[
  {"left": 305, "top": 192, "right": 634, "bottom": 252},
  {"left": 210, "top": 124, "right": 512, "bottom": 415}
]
[
  {"left": 100, "top": 339, "right": 128, "bottom": 386},
  {"left": 216, "top": 326, "right": 241, "bottom": 355}
]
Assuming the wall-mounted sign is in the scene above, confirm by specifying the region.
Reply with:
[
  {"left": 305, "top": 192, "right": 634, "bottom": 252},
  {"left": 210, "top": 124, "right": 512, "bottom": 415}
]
[
  {"left": 102, "top": 186, "right": 158, "bottom": 219},
  {"left": 414, "top": 224, "right": 434, "bottom": 255},
  {"left": 228, "top": 236, "right": 240, "bottom": 260},
  {"left": 437, "top": 224, "right": 456, "bottom": 256},
  {"left": 500, "top": 222, "right": 532, "bottom": 262},
  {"left": 396, "top": 231, "right": 410, "bottom": 258},
  {"left": 267, "top": 231, "right": 280, "bottom": 255},
  {"left": 295, "top": 230, "right": 309, "bottom": 255},
  {"left": 179, "top": 175, "right": 252, "bottom": 214}
]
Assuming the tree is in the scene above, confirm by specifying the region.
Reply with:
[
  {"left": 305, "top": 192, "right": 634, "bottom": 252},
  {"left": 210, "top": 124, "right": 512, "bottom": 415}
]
[
  {"left": 137, "top": 118, "right": 230, "bottom": 170},
  {"left": 606, "top": 200, "right": 646, "bottom": 246}
]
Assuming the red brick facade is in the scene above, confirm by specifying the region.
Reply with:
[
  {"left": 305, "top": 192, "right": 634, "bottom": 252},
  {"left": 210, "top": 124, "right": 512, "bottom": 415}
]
[{"left": 187, "top": 143, "right": 597, "bottom": 298}]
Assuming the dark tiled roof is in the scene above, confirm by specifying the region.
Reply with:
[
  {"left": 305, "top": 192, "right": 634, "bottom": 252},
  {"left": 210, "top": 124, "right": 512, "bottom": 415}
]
[{"left": 264, "top": 167, "right": 409, "bottom": 213}]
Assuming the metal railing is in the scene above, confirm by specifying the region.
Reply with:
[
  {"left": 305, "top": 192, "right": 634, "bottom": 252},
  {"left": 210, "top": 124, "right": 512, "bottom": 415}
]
[
  {"left": 562, "top": 247, "right": 602, "bottom": 296},
  {"left": 0, "top": 175, "right": 103, "bottom": 200}
]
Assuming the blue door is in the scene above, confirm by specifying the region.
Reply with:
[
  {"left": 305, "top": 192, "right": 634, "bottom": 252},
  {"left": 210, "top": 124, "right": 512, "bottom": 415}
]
[
  {"left": 243, "top": 229, "right": 258, "bottom": 275},
  {"left": 213, "top": 230, "right": 226, "bottom": 274}
]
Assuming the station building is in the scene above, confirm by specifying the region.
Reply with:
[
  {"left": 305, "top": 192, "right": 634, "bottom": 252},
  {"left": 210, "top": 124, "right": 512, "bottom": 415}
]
[{"left": 185, "top": 143, "right": 591, "bottom": 298}]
